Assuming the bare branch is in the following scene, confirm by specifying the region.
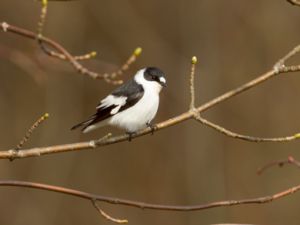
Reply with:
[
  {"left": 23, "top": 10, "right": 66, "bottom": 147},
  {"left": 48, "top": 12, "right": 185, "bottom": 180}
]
[
  {"left": 0, "top": 180, "right": 300, "bottom": 211},
  {"left": 257, "top": 156, "right": 300, "bottom": 175},
  {"left": 92, "top": 200, "right": 128, "bottom": 224},
  {"left": 0, "top": 22, "right": 142, "bottom": 84}
]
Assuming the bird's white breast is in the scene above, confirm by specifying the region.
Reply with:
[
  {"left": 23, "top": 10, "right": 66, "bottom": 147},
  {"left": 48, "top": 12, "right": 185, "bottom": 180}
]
[
  {"left": 108, "top": 90, "right": 159, "bottom": 132},
  {"left": 108, "top": 70, "right": 162, "bottom": 132}
]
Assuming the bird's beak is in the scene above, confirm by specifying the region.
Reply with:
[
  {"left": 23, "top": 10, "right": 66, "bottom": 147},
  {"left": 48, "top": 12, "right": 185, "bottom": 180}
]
[{"left": 159, "top": 77, "right": 167, "bottom": 87}]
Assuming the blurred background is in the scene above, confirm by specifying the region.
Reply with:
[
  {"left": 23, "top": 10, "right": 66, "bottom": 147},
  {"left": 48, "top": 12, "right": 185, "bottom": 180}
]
[{"left": 1, "top": 0, "right": 300, "bottom": 224}]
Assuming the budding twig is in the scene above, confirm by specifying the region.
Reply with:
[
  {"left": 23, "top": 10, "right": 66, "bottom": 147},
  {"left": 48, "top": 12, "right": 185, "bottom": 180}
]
[
  {"left": 1, "top": 22, "right": 142, "bottom": 84},
  {"left": 189, "top": 56, "right": 197, "bottom": 110},
  {"left": 15, "top": 113, "right": 49, "bottom": 151},
  {"left": 36, "top": 0, "right": 98, "bottom": 62}
]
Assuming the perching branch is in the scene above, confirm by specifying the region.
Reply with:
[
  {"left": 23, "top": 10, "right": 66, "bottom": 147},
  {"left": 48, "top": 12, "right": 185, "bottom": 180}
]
[
  {"left": 0, "top": 40, "right": 300, "bottom": 160},
  {"left": 0, "top": 179, "right": 299, "bottom": 214}
]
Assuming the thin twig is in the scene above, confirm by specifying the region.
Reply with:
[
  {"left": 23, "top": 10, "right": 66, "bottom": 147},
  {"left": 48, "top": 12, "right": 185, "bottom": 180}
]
[
  {"left": 257, "top": 156, "right": 300, "bottom": 175},
  {"left": 274, "top": 44, "right": 300, "bottom": 71},
  {"left": 92, "top": 200, "right": 128, "bottom": 224},
  {"left": 15, "top": 113, "right": 49, "bottom": 151},
  {"left": 194, "top": 115, "right": 300, "bottom": 142},
  {"left": 0, "top": 180, "right": 299, "bottom": 211},
  {"left": 0, "top": 22, "right": 142, "bottom": 84},
  {"left": 36, "top": 0, "right": 98, "bottom": 62}
]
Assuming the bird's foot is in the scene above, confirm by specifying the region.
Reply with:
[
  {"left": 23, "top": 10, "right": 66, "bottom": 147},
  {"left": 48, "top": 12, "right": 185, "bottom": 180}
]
[
  {"left": 146, "top": 122, "right": 157, "bottom": 135},
  {"left": 126, "top": 132, "right": 136, "bottom": 142}
]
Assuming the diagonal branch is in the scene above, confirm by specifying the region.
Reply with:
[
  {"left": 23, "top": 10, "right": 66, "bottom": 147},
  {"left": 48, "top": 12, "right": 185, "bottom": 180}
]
[
  {"left": 15, "top": 113, "right": 49, "bottom": 151},
  {"left": 0, "top": 180, "right": 299, "bottom": 211}
]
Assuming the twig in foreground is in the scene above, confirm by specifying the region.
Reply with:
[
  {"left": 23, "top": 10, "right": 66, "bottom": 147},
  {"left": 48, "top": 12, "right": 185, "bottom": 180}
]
[{"left": 0, "top": 180, "right": 299, "bottom": 211}]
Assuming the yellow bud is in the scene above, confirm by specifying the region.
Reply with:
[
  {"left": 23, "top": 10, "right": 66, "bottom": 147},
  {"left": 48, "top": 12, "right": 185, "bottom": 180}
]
[
  {"left": 44, "top": 113, "right": 50, "bottom": 118},
  {"left": 191, "top": 56, "right": 197, "bottom": 64},
  {"left": 134, "top": 47, "right": 142, "bottom": 56},
  {"left": 42, "top": 0, "right": 48, "bottom": 7},
  {"left": 294, "top": 133, "right": 300, "bottom": 138},
  {"left": 90, "top": 51, "right": 97, "bottom": 57}
]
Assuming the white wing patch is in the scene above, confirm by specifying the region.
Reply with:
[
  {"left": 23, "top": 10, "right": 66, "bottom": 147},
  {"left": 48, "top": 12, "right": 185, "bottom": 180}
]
[{"left": 97, "top": 95, "right": 127, "bottom": 115}]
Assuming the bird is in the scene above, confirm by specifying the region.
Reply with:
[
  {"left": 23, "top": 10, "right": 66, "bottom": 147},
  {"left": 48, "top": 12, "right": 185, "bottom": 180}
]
[{"left": 71, "top": 67, "right": 166, "bottom": 140}]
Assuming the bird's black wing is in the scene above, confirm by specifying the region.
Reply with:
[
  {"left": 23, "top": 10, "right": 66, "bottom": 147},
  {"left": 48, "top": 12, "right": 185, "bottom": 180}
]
[
  {"left": 111, "top": 78, "right": 144, "bottom": 110},
  {"left": 71, "top": 79, "right": 144, "bottom": 131}
]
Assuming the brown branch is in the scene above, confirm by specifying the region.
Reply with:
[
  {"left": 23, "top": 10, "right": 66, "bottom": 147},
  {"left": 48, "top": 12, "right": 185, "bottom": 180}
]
[
  {"left": 287, "top": 0, "right": 300, "bottom": 6},
  {"left": 257, "top": 156, "right": 300, "bottom": 175},
  {"left": 0, "top": 22, "right": 142, "bottom": 85},
  {"left": 0, "top": 180, "right": 299, "bottom": 212},
  {"left": 0, "top": 42, "right": 300, "bottom": 159}
]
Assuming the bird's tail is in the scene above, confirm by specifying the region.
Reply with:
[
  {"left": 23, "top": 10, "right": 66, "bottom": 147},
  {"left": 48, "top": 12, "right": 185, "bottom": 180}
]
[{"left": 71, "top": 116, "right": 95, "bottom": 131}]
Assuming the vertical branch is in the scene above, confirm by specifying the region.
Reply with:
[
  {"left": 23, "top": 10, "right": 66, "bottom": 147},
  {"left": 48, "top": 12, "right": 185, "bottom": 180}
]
[
  {"left": 189, "top": 56, "right": 197, "bottom": 110},
  {"left": 37, "top": 0, "right": 48, "bottom": 38}
]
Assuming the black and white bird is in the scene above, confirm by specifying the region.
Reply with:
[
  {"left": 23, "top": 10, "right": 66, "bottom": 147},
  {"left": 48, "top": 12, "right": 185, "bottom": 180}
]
[{"left": 71, "top": 67, "right": 166, "bottom": 138}]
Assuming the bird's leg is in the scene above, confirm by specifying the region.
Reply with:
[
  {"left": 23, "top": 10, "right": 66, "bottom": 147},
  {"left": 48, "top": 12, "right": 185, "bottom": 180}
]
[
  {"left": 146, "top": 122, "right": 157, "bottom": 135},
  {"left": 126, "top": 132, "right": 136, "bottom": 142}
]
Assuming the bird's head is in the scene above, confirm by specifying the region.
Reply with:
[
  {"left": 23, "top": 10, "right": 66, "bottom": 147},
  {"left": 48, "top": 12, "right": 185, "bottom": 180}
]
[{"left": 143, "top": 67, "right": 166, "bottom": 87}]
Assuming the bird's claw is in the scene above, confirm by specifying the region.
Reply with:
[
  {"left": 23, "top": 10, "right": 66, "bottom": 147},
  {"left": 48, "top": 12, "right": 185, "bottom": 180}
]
[
  {"left": 126, "top": 132, "right": 136, "bottom": 142},
  {"left": 146, "top": 122, "right": 157, "bottom": 135}
]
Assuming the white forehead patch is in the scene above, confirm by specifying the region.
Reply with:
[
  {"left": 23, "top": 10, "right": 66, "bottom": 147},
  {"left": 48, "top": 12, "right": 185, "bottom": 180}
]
[{"left": 159, "top": 77, "right": 166, "bottom": 84}]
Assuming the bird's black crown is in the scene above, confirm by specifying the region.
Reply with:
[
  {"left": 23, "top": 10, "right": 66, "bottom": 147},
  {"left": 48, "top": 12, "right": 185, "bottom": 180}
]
[{"left": 144, "top": 67, "right": 165, "bottom": 82}]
